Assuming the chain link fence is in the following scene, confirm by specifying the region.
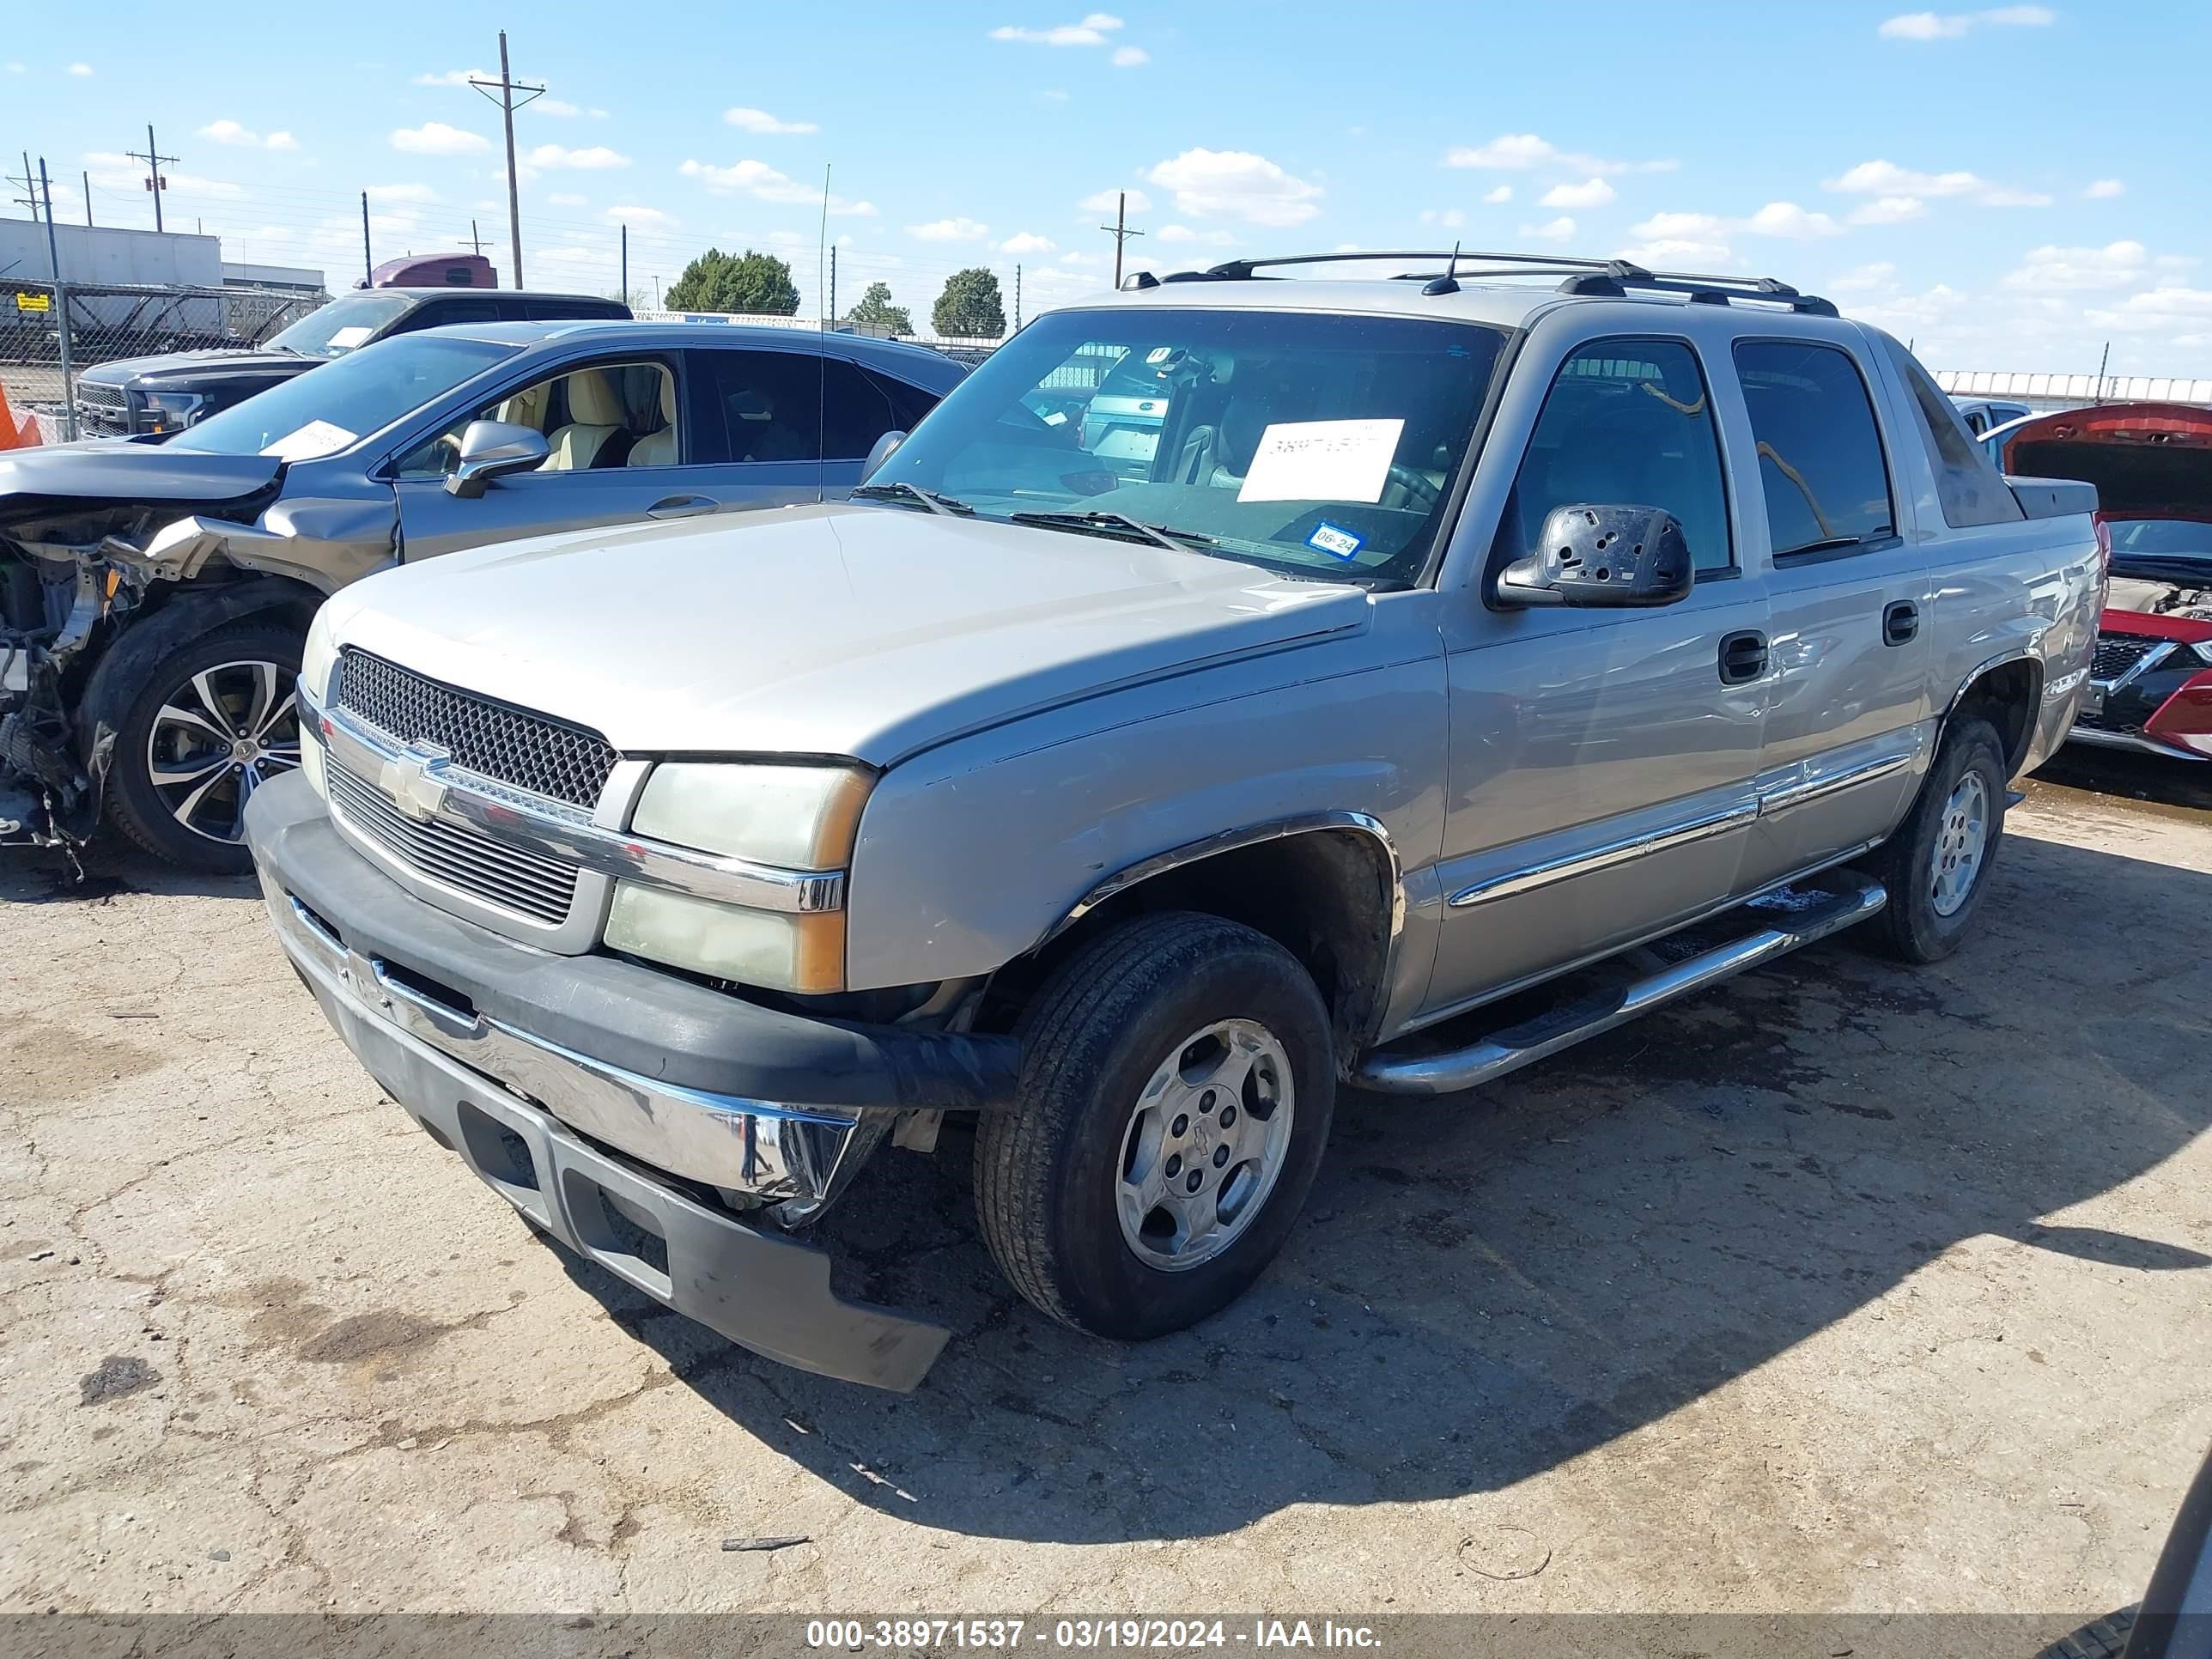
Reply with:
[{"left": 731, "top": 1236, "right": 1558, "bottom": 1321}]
[{"left": 1, "top": 280, "right": 328, "bottom": 440}]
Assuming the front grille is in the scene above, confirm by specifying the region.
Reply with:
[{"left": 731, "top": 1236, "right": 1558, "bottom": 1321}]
[
  {"left": 336, "top": 648, "right": 617, "bottom": 808},
  {"left": 327, "top": 759, "right": 580, "bottom": 925},
  {"left": 73, "top": 380, "right": 131, "bottom": 437},
  {"left": 2092, "top": 633, "right": 2165, "bottom": 684}
]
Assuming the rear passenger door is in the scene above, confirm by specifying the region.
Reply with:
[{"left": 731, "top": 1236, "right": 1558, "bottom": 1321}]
[
  {"left": 684, "top": 346, "right": 924, "bottom": 509},
  {"left": 1732, "top": 338, "right": 1933, "bottom": 888}
]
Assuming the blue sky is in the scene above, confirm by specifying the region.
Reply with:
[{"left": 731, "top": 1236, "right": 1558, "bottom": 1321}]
[{"left": 9, "top": 2, "right": 2211, "bottom": 371}]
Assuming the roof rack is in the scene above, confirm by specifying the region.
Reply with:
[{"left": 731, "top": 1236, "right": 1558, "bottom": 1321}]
[{"left": 1137, "top": 248, "right": 1838, "bottom": 317}]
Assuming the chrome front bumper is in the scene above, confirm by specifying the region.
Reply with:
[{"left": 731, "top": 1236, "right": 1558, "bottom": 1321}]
[{"left": 261, "top": 871, "right": 869, "bottom": 1207}]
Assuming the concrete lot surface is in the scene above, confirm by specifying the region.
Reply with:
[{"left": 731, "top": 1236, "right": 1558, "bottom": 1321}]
[{"left": 1, "top": 753, "right": 2207, "bottom": 1620}]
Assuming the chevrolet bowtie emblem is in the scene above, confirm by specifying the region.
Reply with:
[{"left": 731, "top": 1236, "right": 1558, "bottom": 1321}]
[{"left": 380, "top": 740, "right": 453, "bottom": 822}]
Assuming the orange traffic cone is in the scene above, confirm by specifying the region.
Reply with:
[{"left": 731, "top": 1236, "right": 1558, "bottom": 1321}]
[{"left": 0, "top": 380, "right": 39, "bottom": 449}]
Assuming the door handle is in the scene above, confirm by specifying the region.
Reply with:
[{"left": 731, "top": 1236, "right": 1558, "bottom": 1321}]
[
  {"left": 1718, "top": 629, "right": 1769, "bottom": 686},
  {"left": 1882, "top": 599, "right": 1920, "bottom": 647},
  {"left": 646, "top": 495, "right": 718, "bottom": 520}
]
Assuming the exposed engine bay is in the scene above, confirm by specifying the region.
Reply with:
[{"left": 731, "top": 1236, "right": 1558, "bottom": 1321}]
[{"left": 2108, "top": 573, "right": 2212, "bottom": 622}]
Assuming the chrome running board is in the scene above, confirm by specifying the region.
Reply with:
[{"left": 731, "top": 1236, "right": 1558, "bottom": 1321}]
[{"left": 1353, "top": 873, "right": 1888, "bottom": 1097}]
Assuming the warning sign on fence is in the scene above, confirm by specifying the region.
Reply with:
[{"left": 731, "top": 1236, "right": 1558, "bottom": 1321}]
[{"left": 14, "top": 293, "right": 50, "bottom": 313}]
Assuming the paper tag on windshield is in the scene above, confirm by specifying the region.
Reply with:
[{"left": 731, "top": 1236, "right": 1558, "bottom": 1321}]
[
  {"left": 258, "top": 420, "right": 357, "bottom": 462},
  {"left": 1237, "top": 418, "right": 1404, "bottom": 504},
  {"left": 325, "top": 325, "right": 374, "bottom": 350}
]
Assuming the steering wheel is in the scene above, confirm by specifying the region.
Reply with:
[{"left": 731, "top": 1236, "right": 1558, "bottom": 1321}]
[{"left": 1385, "top": 463, "right": 1443, "bottom": 515}]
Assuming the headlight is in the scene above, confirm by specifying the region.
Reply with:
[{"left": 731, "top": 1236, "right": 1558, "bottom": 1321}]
[
  {"left": 2193, "top": 639, "right": 2212, "bottom": 668},
  {"left": 136, "top": 390, "right": 209, "bottom": 434},
  {"left": 300, "top": 605, "right": 339, "bottom": 709},
  {"left": 605, "top": 761, "right": 872, "bottom": 993}
]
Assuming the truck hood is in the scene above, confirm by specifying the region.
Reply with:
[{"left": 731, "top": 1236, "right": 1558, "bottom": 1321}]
[
  {"left": 324, "top": 503, "right": 1372, "bottom": 764},
  {"left": 0, "top": 443, "right": 284, "bottom": 514},
  {"left": 80, "top": 349, "right": 317, "bottom": 391},
  {"left": 2006, "top": 402, "right": 2212, "bottom": 523}
]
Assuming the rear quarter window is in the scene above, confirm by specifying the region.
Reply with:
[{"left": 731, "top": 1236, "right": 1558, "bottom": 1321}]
[
  {"left": 1889, "top": 345, "right": 2025, "bottom": 529},
  {"left": 1733, "top": 340, "right": 1897, "bottom": 556}
]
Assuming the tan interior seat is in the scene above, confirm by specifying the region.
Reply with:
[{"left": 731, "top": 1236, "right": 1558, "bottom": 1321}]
[
  {"left": 626, "top": 374, "right": 678, "bottom": 467},
  {"left": 544, "top": 370, "right": 626, "bottom": 471}
]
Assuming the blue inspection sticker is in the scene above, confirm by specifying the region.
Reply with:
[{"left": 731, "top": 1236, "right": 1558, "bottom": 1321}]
[{"left": 1307, "top": 521, "right": 1365, "bottom": 560}]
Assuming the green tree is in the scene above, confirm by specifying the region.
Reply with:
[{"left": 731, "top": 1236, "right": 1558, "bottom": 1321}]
[
  {"left": 932, "top": 267, "right": 1006, "bottom": 339},
  {"left": 843, "top": 281, "right": 913, "bottom": 337},
  {"left": 664, "top": 247, "right": 799, "bottom": 315}
]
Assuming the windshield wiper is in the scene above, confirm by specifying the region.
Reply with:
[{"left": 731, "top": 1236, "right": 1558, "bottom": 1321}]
[
  {"left": 848, "top": 481, "right": 975, "bottom": 516},
  {"left": 1007, "top": 509, "right": 1216, "bottom": 552}
]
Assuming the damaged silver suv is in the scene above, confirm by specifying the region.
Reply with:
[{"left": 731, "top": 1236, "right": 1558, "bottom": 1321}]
[{"left": 243, "top": 252, "right": 2105, "bottom": 1390}]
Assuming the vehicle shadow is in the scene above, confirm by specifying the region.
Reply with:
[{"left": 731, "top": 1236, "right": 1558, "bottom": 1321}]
[
  {"left": 2031, "top": 743, "right": 2212, "bottom": 814},
  {"left": 0, "top": 840, "right": 255, "bottom": 906},
  {"left": 552, "top": 827, "right": 2212, "bottom": 1544}
]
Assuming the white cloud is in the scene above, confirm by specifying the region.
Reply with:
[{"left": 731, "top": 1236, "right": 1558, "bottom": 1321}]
[
  {"left": 1849, "top": 196, "right": 1927, "bottom": 225},
  {"left": 412, "top": 67, "right": 490, "bottom": 86},
  {"left": 991, "top": 12, "right": 1125, "bottom": 46},
  {"left": 5, "top": 63, "right": 25, "bottom": 75},
  {"left": 1059, "top": 250, "right": 1104, "bottom": 265},
  {"left": 725, "top": 106, "right": 819, "bottom": 135},
  {"left": 265, "top": 131, "right": 299, "bottom": 152},
  {"left": 1156, "top": 224, "right": 1236, "bottom": 246},
  {"left": 1619, "top": 237, "right": 1734, "bottom": 268},
  {"left": 67, "top": 62, "right": 93, "bottom": 76},
  {"left": 909, "top": 216, "right": 990, "bottom": 242},
  {"left": 1878, "top": 6, "right": 2055, "bottom": 40},
  {"left": 1419, "top": 208, "right": 1468, "bottom": 229},
  {"left": 365, "top": 182, "right": 441, "bottom": 204},
  {"left": 999, "top": 230, "right": 1057, "bottom": 254},
  {"left": 1080, "top": 186, "right": 1151, "bottom": 214},
  {"left": 2086, "top": 285, "right": 2212, "bottom": 341},
  {"left": 2002, "top": 240, "right": 2151, "bottom": 292},
  {"left": 1482, "top": 184, "right": 1512, "bottom": 204},
  {"left": 606, "top": 204, "right": 678, "bottom": 227},
  {"left": 1522, "top": 216, "right": 1577, "bottom": 243},
  {"left": 83, "top": 152, "right": 245, "bottom": 199},
  {"left": 1540, "top": 177, "right": 1615, "bottom": 210},
  {"left": 681, "top": 157, "right": 876, "bottom": 214},
  {"left": 1826, "top": 158, "right": 2048, "bottom": 210},
  {"left": 2083, "top": 178, "right": 2125, "bottom": 199},
  {"left": 1145, "top": 148, "right": 1322, "bottom": 227},
  {"left": 392, "top": 121, "right": 490, "bottom": 155},
  {"left": 1743, "top": 201, "right": 1843, "bottom": 239},
  {"left": 1626, "top": 203, "right": 1838, "bottom": 246},
  {"left": 548, "top": 191, "right": 588, "bottom": 206},
  {"left": 526, "top": 143, "right": 629, "bottom": 170},
  {"left": 1111, "top": 46, "right": 1148, "bottom": 66},
  {"left": 198, "top": 119, "right": 259, "bottom": 147},
  {"left": 1037, "top": 88, "right": 1070, "bottom": 102},
  {"left": 537, "top": 98, "right": 584, "bottom": 117},
  {"left": 1443, "top": 133, "right": 1674, "bottom": 176},
  {"left": 1826, "top": 262, "right": 1898, "bottom": 294}
]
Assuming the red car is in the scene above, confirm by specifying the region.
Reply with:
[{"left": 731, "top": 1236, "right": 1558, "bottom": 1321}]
[{"left": 2004, "top": 402, "right": 2212, "bottom": 761}]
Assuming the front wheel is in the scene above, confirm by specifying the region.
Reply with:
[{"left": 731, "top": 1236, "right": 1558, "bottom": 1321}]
[
  {"left": 975, "top": 913, "right": 1336, "bottom": 1340},
  {"left": 100, "top": 620, "right": 305, "bottom": 872},
  {"left": 1858, "top": 717, "right": 2008, "bottom": 963}
]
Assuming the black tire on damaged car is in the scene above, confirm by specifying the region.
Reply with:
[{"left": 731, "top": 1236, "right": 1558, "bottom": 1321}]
[
  {"left": 1857, "top": 716, "right": 2009, "bottom": 964},
  {"left": 974, "top": 911, "right": 1337, "bottom": 1340},
  {"left": 97, "top": 619, "right": 305, "bottom": 873}
]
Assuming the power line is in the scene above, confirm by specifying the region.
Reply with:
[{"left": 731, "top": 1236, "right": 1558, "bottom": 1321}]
[
  {"left": 125, "top": 125, "right": 179, "bottom": 233},
  {"left": 470, "top": 31, "right": 544, "bottom": 289}
]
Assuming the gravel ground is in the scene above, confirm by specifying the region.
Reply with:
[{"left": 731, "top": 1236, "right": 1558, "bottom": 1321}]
[{"left": 0, "top": 750, "right": 2207, "bottom": 1625}]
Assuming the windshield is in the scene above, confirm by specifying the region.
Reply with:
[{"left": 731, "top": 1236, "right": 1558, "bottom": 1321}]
[
  {"left": 867, "top": 307, "right": 1510, "bottom": 583},
  {"left": 264, "top": 292, "right": 417, "bottom": 360},
  {"left": 171, "top": 335, "right": 518, "bottom": 460},
  {"left": 2107, "top": 518, "right": 2212, "bottom": 574}
]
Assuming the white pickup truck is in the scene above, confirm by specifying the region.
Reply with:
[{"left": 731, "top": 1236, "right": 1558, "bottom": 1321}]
[{"left": 244, "top": 251, "right": 2102, "bottom": 1389}]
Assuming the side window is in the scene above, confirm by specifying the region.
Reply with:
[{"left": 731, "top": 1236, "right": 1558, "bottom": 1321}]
[
  {"left": 1733, "top": 340, "right": 1896, "bottom": 556},
  {"left": 1962, "top": 408, "right": 1989, "bottom": 435},
  {"left": 392, "top": 358, "right": 678, "bottom": 478},
  {"left": 819, "top": 358, "right": 896, "bottom": 459},
  {"left": 694, "top": 349, "right": 823, "bottom": 464},
  {"left": 1892, "top": 348, "right": 2025, "bottom": 529},
  {"left": 387, "top": 297, "right": 501, "bottom": 336},
  {"left": 1493, "top": 339, "right": 1734, "bottom": 574},
  {"left": 860, "top": 366, "right": 942, "bottom": 433}
]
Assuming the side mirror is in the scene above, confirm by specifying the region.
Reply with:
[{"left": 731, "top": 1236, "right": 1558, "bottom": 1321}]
[
  {"left": 860, "top": 429, "right": 907, "bottom": 483},
  {"left": 445, "top": 419, "right": 550, "bottom": 498},
  {"left": 1497, "top": 504, "right": 1695, "bottom": 609}
]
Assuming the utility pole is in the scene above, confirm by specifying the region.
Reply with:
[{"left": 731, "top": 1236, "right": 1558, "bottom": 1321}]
[
  {"left": 471, "top": 32, "right": 544, "bottom": 290},
  {"left": 40, "top": 158, "right": 76, "bottom": 441},
  {"left": 1015, "top": 264, "right": 1023, "bottom": 331},
  {"left": 126, "top": 125, "right": 177, "bottom": 233},
  {"left": 1099, "top": 190, "right": 1144, "bottom": 289},
  {"left": 620, "top": 223, "right": 628, "bottom": 303},
  {"left": 468, "top": 218, "right": 484, "bottom": 258},
  {"left": 82, "top": 171, "right": 93, "bottom": 227},
  {"left": 7, "top": 154, "right": 36, "bottom": 221},
  {"left": 361, "top": 191, "right": 372, "bottom": 284}
]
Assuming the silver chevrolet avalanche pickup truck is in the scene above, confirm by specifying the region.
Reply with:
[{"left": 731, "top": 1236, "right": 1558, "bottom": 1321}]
[{"left": 242, "top": 251, "right": 2103, "bottom": 1390}]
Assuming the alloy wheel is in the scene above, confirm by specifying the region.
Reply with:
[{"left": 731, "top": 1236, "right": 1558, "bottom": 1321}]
[{"left": 144, "top": 659, "right": 301, "bottom": 845}]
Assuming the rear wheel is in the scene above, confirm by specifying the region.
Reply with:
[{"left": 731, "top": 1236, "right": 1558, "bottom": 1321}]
[
  {"left": 1859, "top": 717, "right": 2008, "bottom": 963},
  {"left": 975, "top": 913, "right": 1335, "bottom": 1340},
  {"left": 101, "top": 620, "right": 304, "bottom": 872}
]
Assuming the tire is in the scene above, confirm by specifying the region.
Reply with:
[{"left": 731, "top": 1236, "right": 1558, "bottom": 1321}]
[
  {"left": 100, "top": 619, "right": 305, "bottom": 872},
  {"left": 975, "top": 912, "right": 1336, "bottom": 1340},
  {"left": 1858, "top": 717, "right": 2008, "bottom": 963}
]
